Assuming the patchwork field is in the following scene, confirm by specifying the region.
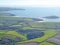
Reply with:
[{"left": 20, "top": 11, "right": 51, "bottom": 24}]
[{"left": 0, "top": 16, "right": 60, "bottom": 45}]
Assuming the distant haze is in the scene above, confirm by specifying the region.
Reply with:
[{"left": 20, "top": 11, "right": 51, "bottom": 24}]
[
  {"left": 0, "top": 0, "right": 60, "bottom": 7},
  {"left": 5, "top": 7, "right": 60, "bottom": 18}
]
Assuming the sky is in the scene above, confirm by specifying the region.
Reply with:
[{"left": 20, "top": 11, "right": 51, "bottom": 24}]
[{"left": 0, "top": 0, "right": 60, "bottom": 7}]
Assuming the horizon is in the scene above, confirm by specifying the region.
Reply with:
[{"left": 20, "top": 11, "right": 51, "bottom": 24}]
[
  {"left": 0, "top": 0, "right": 60, "bottom": 18},
  {"left": 0, "top": 0, "right": 60, "bottom": 7}
]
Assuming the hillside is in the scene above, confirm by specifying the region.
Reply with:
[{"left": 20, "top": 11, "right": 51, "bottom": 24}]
[{"left": 0, "top": 15, "right": 59, "bottom": 45}]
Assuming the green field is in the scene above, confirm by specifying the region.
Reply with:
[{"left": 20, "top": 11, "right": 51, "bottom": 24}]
[
  {"left": 0, "top": 16, "right": 58, "bottom": 45},
  {"left": 0, "top": 30, "right": 57, "bottom": 45},
  {"left": 18, "top": 30, "right": 57, "bottom": 44},
  {"left": 39, "top": 42, "right": 55, "bottom": 45}
]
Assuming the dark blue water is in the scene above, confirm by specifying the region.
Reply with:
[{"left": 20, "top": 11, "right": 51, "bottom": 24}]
[{"left": 6, "top": 7, "right": 60, "bottom": 22}]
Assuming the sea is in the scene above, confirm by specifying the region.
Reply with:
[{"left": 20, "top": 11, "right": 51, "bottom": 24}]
[{"left": 5, "top": 7, "right": 60, "bottom": 22}]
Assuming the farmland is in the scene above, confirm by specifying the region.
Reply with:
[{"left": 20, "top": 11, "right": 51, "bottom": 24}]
[{"left": 0, "top": 15, "right": 60, "bottom": 45}]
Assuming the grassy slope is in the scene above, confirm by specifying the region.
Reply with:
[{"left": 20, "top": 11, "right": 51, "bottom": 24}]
[
  {"left": 18, "top": 30, "right": 57, "bottom": 44},
  {"left": 0, "top": 30, "right": 9, "bottom": 40},
  {"left": 38, "top": 42, "right": 55, "bottom": 45},
  {"left": 0, "top": 30, "right": 27, "bottom": 41},
  {"left": 5, "top": 31, "right": 27, "bottom": 41}
]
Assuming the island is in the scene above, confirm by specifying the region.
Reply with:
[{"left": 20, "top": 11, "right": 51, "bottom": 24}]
[
  {"left": 0, "top": 7, "right": 25, "bottom": 11},
  {"left": 43, "top": 15, "right": 60, "bottom": 19}
]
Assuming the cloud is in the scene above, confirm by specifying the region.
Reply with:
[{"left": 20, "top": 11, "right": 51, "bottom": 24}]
[{"left": 0, "top": 0, "right": 60, "bottom": 7}]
